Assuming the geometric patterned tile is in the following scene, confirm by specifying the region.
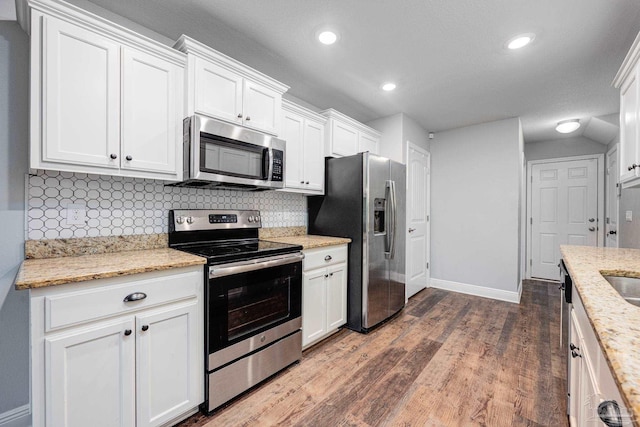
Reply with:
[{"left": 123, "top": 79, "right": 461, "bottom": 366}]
[{"left": 27, "top": 170, "right": 308, "bottom": 240}]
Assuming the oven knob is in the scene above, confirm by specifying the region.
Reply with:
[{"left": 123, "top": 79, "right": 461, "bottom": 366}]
[
  {"left": 248, "top": 216, "right": 255, "bottom": 223},
  {"left": 186, "top": 216, "right": 194, "bottom": 224},
  {"left": 176, "top": 216, "right": 185, "bottom": 225},
  {"left": 256, "top": 216, "right": 261, "bottom": 222}
]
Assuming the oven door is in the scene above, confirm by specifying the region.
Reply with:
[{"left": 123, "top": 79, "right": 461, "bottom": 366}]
[{"left": 207, "top": 253, "right": 302, "bottom": 366}]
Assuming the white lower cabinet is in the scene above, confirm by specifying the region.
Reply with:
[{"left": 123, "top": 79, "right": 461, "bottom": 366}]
[
  {"left": 301, "top": 245, "right": 348, "bottom": 348},
  {"left": 569, "top": 290, "right": 633, "bottom": 426},
  {"left": 31, "top": 266, "right": 204, "bottom": 427}
]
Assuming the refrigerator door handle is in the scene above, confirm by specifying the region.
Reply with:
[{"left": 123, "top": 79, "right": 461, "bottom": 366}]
[{"left": 385, "top": 180, "right": 397, "bottom": 260}]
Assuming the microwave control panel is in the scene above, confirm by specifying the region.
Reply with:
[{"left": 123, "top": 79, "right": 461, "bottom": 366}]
[{"left": 271, "top": 150, "right": 283, "bottom": 181}]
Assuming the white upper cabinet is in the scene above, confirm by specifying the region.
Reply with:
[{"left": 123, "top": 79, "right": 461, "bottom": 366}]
[
  {"left": 121, "top": 47, "right": 181, "bottom": 175},
  {"left": 175, "top": 35, "right": 289, "bottom": 136},
  {"left": 322, "top": 109, "right": 380, "bottom": 158},
  {"left": 614, "top": 31, "right": 640, "bottom": 188},
  {"left": 280, "top": 100, "right": 326, "bottom": 194},
  {"left": 28, "top": 0, "right": 186, "bottom": 181}
]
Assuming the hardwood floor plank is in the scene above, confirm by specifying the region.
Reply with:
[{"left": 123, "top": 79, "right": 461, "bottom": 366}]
[{"left": 180, "top": 280, "right": 568, "bottom": 427}]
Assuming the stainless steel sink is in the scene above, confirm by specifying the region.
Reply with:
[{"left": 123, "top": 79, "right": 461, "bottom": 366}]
[{"left": 602, "top": 275, "right": 640, "bottom": 307}]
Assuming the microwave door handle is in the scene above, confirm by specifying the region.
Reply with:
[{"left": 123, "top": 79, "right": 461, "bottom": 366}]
[{"left": 263, "top": 148, "right": 271, "bottom": 180}]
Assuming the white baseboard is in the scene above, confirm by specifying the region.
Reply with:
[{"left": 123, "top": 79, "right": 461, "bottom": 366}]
[
  {"left": 430, "top": 278, "right": 521, "bottom": 304},
  {"left": 0, "top": 404, "right": 30, "bottom": 427}
]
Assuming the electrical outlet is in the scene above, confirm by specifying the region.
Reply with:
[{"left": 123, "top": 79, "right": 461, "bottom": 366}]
[
  {"left": 66, "top": 203, "right": 86, "bottom": 225},
  {"left": 626, "top": 210, "right": 633, "bottom": 222}
]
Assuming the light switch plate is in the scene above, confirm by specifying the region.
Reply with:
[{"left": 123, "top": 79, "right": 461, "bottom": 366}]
[
  {"left": 66, "top": 203, "right": 86, "bottom": 225},
  {"left": 626, "top": 210, "right": 633, "bottom": 222}
]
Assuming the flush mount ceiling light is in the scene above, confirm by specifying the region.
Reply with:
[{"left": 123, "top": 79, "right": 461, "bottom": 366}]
[
  {"left": 556, "top": 119, "right": 581, "bottom": 134},
  {"left": 318, "top": 30, "right": 338, "bottom": 45},
  {"left": 506, "top": 33, "right": 535, "bottom": 50},
  {"left": 381, "top": 82, "right": 396, "bottom": 91}
]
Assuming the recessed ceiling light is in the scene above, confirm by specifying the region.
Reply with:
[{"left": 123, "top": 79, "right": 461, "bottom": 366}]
[
  {"left": 381, "top": 82, "right": 396, "bottom": 91},
  {"left": 318, "top": 30, "right": 338, "bottom": 45},
  {"left": 506, "top": 33, "right": 535, "bottom": 50},
  {"left": 556, "top": 119, "right": 581, "bottom": 134}
]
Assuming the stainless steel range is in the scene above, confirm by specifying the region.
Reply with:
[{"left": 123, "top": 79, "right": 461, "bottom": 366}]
[{"left": 168, "top": 209, "right": 303, "bottom": 412}]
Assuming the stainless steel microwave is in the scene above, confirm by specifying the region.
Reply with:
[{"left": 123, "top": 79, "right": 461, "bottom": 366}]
[{"left": 172, "top": 115, "right": 285, "bottom": 191}]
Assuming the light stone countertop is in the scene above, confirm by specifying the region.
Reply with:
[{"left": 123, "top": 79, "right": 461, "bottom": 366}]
[
  {"left": 262, "top": 235, "right": 351, "bottom": 250},
  {"left": 15, "top": 248, "right": 206, "bottom": 290},
  {"left": 560, "top": 245, "right": 640, "bottom": 423}
]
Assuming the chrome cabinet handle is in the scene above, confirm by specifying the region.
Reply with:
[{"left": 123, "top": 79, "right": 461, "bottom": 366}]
[
  {"left": 324, "top": 255, "right": 332, "bottom": 261},
  {"left": 123, "top": 292, "right": 147, "bottom": 302},
  {"left": 598, "top": 400, "right": 623, "bottom": 427}
]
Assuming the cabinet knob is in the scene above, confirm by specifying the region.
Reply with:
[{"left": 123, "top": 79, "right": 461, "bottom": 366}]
[
  {"left": 324, "top": 274, "right": 329, "bottom": 278},
  {"left": 246, "top": 116, "right": 251, "bottom": 121},
  {"left": 141, "top": 325, "right": 149, "bottom": 332},
  {"left": 330, "top": 272, "right": 334, "bottom": 277},
  {"left": 237, "top": 113, "right": 243, "bottom": 119},
  {"left": 300, "top": 181, "right": 305, "bottom": 184},
  {"left": 324, "top": 255, "right": 332, "bottom": 261},
  {"left": 110, "top": 153, "right": 118, "bottom": 160},
  {"left": 571, "top": 350, "right": 581, "bottom": 358},
  {"left": 125, "top": 155, "right": 132, "bottom": 161},
  {"left": 609, "top": 230, "right": 617, "bottom": 235},
  {"left": 569, "top": 343, "right": 579, "bottom": 351},
  {"left": 124, "top": 329, "right": 132, "bottom": 336},
  {"left": 589, "top": 226, "right": 596, "bottom": 232},
  {"left": 305, "top": 181, "right": 309, "bottom": 184},
  {"left": 629, "top": 164, "right": 638, "bottom": 171}
]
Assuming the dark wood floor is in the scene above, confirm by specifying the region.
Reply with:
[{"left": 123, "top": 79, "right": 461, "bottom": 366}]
[{"left": 179, "top": 280, "right": 568, "bottom": 427}]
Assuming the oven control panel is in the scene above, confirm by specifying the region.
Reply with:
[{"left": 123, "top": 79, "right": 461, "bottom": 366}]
[
  {"left": 209, "top": 214, "right": 237, "bottom": 224},
  {"left": 170, "top": 209, "right": 261, "bottom": 232}
]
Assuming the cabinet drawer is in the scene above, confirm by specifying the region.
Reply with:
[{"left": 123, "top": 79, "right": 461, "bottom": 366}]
[
  {"left": 303, "top": 245, "right": 348, "bottom": 271},
  {"left": 44, "top": 269, "right": 202, "bottom": 332}
]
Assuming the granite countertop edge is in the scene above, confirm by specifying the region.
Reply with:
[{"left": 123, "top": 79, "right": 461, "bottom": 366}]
[
  {"left": 560, "top": 245, "right": 640, "bottom": 424},
  {"left": 261, "top": 235, "right": 352, "bottom": 250},
  {"left": 15, "top": 248, "right": 207, "bottom": 290}
]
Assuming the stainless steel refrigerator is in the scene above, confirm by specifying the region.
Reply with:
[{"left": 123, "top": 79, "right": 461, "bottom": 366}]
[{"left": 308, "top": 152, "right": 406, "bottom": 333}]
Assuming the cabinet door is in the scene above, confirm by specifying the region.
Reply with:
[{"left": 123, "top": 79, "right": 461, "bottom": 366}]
[
  {"left": 359, "top": 132, "right": 379, "bottom": 155},
  {"left": 136, "top": 300, "right": 201, "bottom": 427},
  {"left": 42, "top": 16, "right": 120, "bottom": 168},
  {"left": 329, "top": 120, "right": 358, "bottom": 157},
  {"left": 302, "top": 270, "right": 327, "bottom": 347},
  {"left": 620, "top": 69, "right": 639, "bottom": 183},
  {"left": 281, "top": 110, "right": 305, "bottom": 189},
  {"left": 578, "top": 347, "right": 601, "bottom": 427},
  {"left": 194, "top": 57, "right": 243, "bottom": 125},
  {"left": 326, "top": 263, "right": 347, "bottom": 331},
  {"left": 243, "top": 80, "right": 281, "bottom": 135},
  {"left": 45, "top": 319, "right": 135, "bottom": 427},
  {"left": 568, "top": 310, "right": 581, "bottom": 423},
  {"left": 121, "top": 47, "right": 182, "bottom": 177},
  {"left": 304, "top": 119, "right": 325, "bottom": 192}
]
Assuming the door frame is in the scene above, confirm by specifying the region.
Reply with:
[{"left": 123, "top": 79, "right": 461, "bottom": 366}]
[
  {"left": 605, "top": 144, "right": 620, "bottom": 248},
  {"left": 405, "top": 141, "right": 431, "bottom": 299},
  {"left": 525, "top": 154, "right": 605, "bottom": 280}
]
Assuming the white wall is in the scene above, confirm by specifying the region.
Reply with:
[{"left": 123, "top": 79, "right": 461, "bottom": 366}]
[
  {"left": 367, "top": 113, "right": 430, "bottom": 164},
  {"left": 430, "top": 118, "right": 522, "bottom": 300},
  {"left": 524, "top": 135, "right": 608, "bottom": 161},
  {"left": 0, "top": 21, "right": 30, "bottom": 426}
]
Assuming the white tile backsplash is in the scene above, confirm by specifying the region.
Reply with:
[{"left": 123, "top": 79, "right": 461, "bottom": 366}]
[{"left": 27, "top": 170, "right": 307, "bottom": 240}]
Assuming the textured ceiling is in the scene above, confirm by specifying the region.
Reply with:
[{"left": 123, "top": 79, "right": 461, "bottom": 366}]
[{"left": 78, "top": 0, "right": 640, "bottom": 143}]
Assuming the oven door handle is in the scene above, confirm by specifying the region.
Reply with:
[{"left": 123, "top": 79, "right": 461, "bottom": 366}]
[{"left": 209, "top": 253, "right": 304, "bottom": 278}]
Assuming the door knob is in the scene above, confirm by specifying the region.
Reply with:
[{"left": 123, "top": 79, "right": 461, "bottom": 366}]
[
  {"left": 408, "top": 228, "right": 416, "bottom": 233},
  {"left": 589, "top": 226, "right": 596, "bottom": 232}
]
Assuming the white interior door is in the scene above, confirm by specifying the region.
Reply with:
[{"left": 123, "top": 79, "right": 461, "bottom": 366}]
[
  {"left": 531, "top": 158, "right": 599, "bottom": 280},
  {"left": 406, "top": 142, "right": 430, "bottom": 299},
  {"left": 606, "top": 145, "right": 619, "bottom": 247}
]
